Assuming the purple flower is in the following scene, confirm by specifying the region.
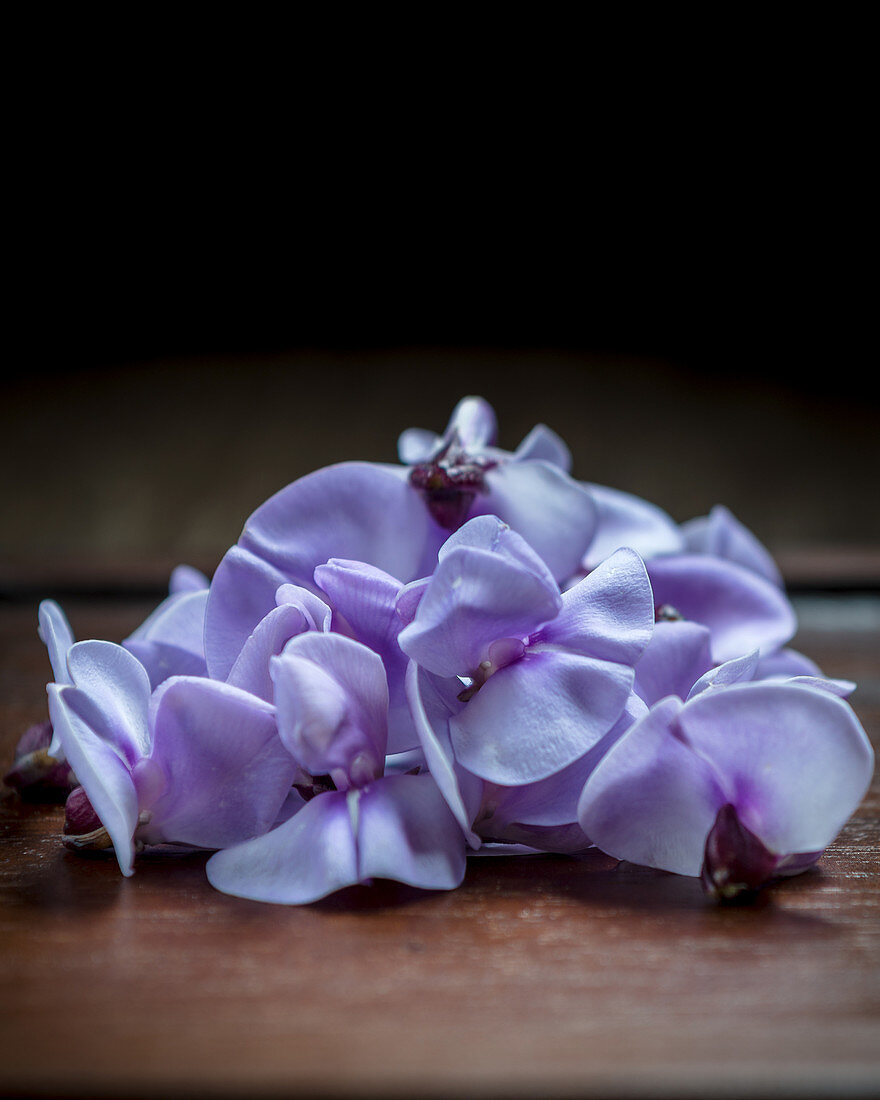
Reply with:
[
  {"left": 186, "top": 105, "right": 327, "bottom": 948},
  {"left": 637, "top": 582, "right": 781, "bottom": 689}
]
[
  {"left": 400, "top": 516, "right": 653, "bottom": 787},
  {"left": 49, "top": 640, "right": 297, "bottom": 875},
  {"left": 35, "top": 566, "right": 211, "bottom": 764},
  {"left": 580, "top": 494, "right": 801, "bottom": 668},
  {"left": 645, "top": 552, "right": 796, "bottom": 665},
  {"left": 397, "top": 516, "right": 654, "bottom": 858},
  {"left": 400, "top": 396, "right": 596, "bottom": 582},
  {"left": 204, "top": 398, "right": 598, "bottom": 679},
  {"left": 206, "top": 632, "right": 466, "bottom": 904},
  {"left": 578, "top": 682, "right": 874, "bottom": 897},
  {"left": 204, "top": 463, "right": 445, "bottom": 680}
]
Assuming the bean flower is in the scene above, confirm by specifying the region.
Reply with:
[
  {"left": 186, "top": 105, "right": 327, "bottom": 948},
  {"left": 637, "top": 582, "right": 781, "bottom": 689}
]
[{"left": 3, "top": 393, "right": 872, "bottom": 906}]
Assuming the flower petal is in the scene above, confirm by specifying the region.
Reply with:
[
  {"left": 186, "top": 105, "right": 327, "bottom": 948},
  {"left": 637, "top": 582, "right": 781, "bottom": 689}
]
[
  {"left": 445, "top": 395, "right": 497, "bottom": 450},
  {"left": 398, "top": 427, "right": 442, "bottom": 465},
  {"left": 405, "top": 662, "right": 482, "bottom": 847},
  {"left": 357, "top": 774, "right": 467, "bottom": 891},
  {"left": 535, "top": 547, "right": 654, "bottom": 665},
  {"left": 451, "top": 648, "right": 634, "bottom": 785},
  {"left": 484, "top": 693, "right": 647, "bottom": 829},
  {"left": 646, "top": 555, "right": 797, "bottom": 662},
  {"left": 682, "top": 505, "right": 783, "bottom": 588},
  {"left": 241, "top": 461, "right": 444, "bottom": 589},
  {"left": 148, "top": 677, "right": 296, "bottom": 850},
  {"left": 66, "top": 641, "right": 152, "bottom": 764},
  {"left": 513, "top": 423, "right": 572, "bottom": 472},
  {"left": 123, "top": 589, "right": 209, "bottom": 689},
  {"left": 38, "top": 600, "right": 75, "bottom": 685},
  {"left": 314, "top": 559, "right": 416, "bottom": 753},
  {"left": 47, "top": 684, "right": 139, "bottom": 875},
  {"left": 754, "top": 647, "right": 821, "bottom": 678},
  {"left": 582, "top": 482, "right": 684, "bottom": 569},
  {"left": 272, "top": 633, "right": 389, "bottom": 783},
  {"left": 206, "top": 790, "right": 359, "bottom": 905},
  {"left": 204, "top": 545, "right": 294, "bottom": 680},
  {"left": 168, "top": 564, "right": 210, "bottom": 594},
  {"left": 475, "top": 461, "right": 597, "bottom": 584},
  {"left": 399, "top": 520, "right": 562, "bottom": 678},
  {"left": 226, "top": 603, "right": 314, "bottom": 702},
  {"left": 578, "top": 697, "right": 725, "bottom": 876},
  {"left": 677, "top": 682, "right": 875, "bottom": 856},
  {"left": 634, "top": 622, "right": 714, "bottom": 706},
  {"left": 686, "top": 648, "right": 760, "bottom": 700}
]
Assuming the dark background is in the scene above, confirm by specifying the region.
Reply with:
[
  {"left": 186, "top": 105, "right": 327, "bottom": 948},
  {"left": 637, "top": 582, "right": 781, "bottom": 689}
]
[{"left": 4, "top": 26, "right": 876, "bottom": 584}]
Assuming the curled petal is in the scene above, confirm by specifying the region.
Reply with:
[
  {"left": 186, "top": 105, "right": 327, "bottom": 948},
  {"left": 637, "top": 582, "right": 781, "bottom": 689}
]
[
  {"left": 47, "top": 685, "right": 139, "bottom": 876},
  {"left": 444, "top": 395, "right": 497, "bottom": 450},
  {"left": 314, "top": 560, "right": 415, "bottom": 753},
  {"left": 66, "top": 641, "right": 152, "bottom": 764},
  {"left": 38, "top": 600, "right": 75, "bottom": 685},
  {"left": 275, "top": 583, "right": 334, "bottom": 631},
  {"left": 686, "top": 648, "right": 761, "bottom": 700},
  {"left": 226, "top": 603, "right": 314, "bottom": 702},
  {"left": 399, "top": 520, "right": 562, "bottom": 678},
  {"left": 405, "top": 662, "right": 482, "bottom": 848},
  {"left": 272, "top": 633, "right": 389, "bottom": 783}
]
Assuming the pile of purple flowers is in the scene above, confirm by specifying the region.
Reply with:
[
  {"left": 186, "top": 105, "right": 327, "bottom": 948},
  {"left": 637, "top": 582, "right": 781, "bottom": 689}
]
[{"left": 7, "top": 397, "right": 873, "bottom": 904}]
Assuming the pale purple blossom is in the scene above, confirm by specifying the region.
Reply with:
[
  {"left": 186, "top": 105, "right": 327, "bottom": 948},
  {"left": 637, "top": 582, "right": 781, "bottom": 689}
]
[
  {"left": 206, "top": 632, "right": 466, "bottom": 904},
  {"left": 49, "top": 640, "right": 297, "bottom": 875},
  {"left": 8, "top": 394, "right": 872, "bottom": 908},
  {"left": 578, "top": 682, "right": 873, "bottom": 897},
  {"left": 204, "top": 399, "right": 597, "bottom": 681}
]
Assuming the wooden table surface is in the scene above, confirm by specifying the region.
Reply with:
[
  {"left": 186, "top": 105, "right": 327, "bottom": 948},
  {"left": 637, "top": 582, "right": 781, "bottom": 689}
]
[{"left": 2, "top": 574, "right": 879, "bottom": 1100}]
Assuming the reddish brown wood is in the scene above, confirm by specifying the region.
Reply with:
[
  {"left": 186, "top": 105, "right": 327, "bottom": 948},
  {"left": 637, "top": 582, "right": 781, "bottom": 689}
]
[{"left": 2, "top": 592, "right": 879, "bottom": 1099}]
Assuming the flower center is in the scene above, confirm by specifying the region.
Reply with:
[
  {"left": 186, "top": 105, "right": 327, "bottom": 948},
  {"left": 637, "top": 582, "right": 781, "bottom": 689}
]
[
  {"left": 655, "top": 603, "right": 684, "bottom": 622},
  {"left": 457, "top": 637, "right": 526, "bottom": 702},
  {"left": 409, "top": 432, "right": 496, "bottom": 530}
]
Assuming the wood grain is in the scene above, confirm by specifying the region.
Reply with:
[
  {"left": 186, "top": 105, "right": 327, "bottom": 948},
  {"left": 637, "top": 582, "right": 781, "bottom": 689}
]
[{"left": 2, "top": 593, "right": 878, "bottom": 1099}]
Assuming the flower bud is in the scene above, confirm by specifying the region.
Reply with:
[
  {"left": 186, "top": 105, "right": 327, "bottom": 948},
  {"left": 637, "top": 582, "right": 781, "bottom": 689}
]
[
  {"left": 62, "top": 786, "right": 112, "bottom": 851},
  {"left": 700, "top": 803, "right": 778, "bottom": 900},
  {"left": 3, "top": 720, "right": 76, "bottom": 799}
]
